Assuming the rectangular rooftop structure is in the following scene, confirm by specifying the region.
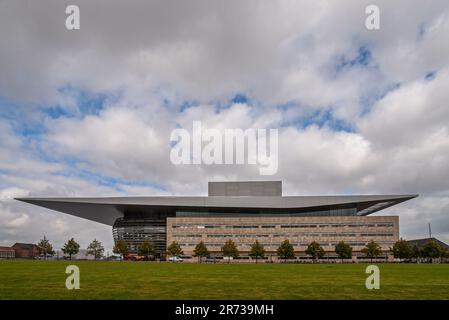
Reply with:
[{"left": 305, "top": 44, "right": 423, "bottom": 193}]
[{"left": 208, "top": 181, "right": 282, "bottom": 197}]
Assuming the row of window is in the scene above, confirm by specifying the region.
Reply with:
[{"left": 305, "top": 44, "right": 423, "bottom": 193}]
[
  {"left": 173, "top": 233, "right": 394, "bottom": 238},
  {"left": 280, "top": 223, "right": 394, "bottom": 228},
  {"left": 172, "top": 223, "right": 394, "bottom": 229},
  {"left": 0, "top": 251, "right": 15, "bottom": 258},
  {"left": 176, "top": 208, "right": 357, "bottom": 217},
  {"left": 175, "top": 241, "right": 394, "bottom": 248}
]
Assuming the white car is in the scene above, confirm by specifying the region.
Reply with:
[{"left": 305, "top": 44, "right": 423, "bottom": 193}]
[{"left": 168, "top": 256, "right": 183, "bottom": 262}]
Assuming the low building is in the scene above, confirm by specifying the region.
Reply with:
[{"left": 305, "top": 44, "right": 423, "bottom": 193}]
[
  {"left": 12, "top": 243, "right": 39, "bottom": 259},
  {"left": 0, "top": 246, "right": 15, "bottom": 259},
  {"left": 407, "top": 237, "right": 449, "bottom": 250}
]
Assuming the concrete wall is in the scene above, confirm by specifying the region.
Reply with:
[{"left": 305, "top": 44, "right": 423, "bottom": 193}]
[{"left": 167, "top": 215, "right": 399, "bottom": 256}]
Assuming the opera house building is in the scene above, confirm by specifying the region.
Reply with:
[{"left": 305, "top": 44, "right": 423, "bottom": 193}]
[{"left": 16, "top": 181, "right": 417, "bottom": 261}]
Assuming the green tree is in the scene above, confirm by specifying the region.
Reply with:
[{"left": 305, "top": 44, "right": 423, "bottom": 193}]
[
  {"left": 391, "top": 239, "right": 413, "bottom": 262},
  {"left": 37, "top": 236, "right": 55, "bottom": 259},
  {"left": 277, "top": 240, "right": 295, "bottom": 262},
  {"left": 411, "top": 244, "right": 421, "bottom": 262},
  {"left": 193, "top": 241, "right": 209, "bottom": 263},
  {"left": 361, "top": 240, "right": 382, "bottom": 263},
  {"left": 137, "top": 240, "right": 155, "bottom": 260},
  {"left": 334, "top": 241, "right": 352, "bottom": 262},
  {"left": 421, "top": 240, "right": 444, "bottom": 263},
  {"left": 305, "top": 241, "right": 325, "bottom": 262},
  {"left": 86, "top": 238, "right": 104, "bottom": 260},
  {"left": 167, "top": 241, "right": 184, "bottom": 259},
  {"left": 61, "top": 238, "right": 80, "bottom": 260},
  {"left": 221, "top": 239, "right": 239, "bottom": 263},
  {"left": 249, "top": 240, "right": 266, "bottom": 264},
  {"left": 113, "top": 239, "right": 129, "bottom": 261},
  {"left": 442, "top": 248, "right": 449, "bottom": 262}
]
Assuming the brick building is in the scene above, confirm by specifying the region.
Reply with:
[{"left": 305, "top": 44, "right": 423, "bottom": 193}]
[{"left": 12, "top": 243, "right": 39, "bottom": 259}]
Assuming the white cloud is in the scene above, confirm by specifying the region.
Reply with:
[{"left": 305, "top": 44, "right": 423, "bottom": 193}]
[{"left": 0, "top": 1, "right": 449, "bottom": 247}]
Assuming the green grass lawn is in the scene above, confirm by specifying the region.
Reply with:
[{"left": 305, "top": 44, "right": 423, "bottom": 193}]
[{"left": 0, "top": 260, "right": 448, "bottom": 299}]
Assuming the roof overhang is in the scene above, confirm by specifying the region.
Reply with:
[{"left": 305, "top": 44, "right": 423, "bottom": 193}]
[{"left": 15, "top": 194, "right": 418, "bottom": 226}]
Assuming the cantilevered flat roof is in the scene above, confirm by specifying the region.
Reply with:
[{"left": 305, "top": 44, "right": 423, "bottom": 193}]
[{"left": 15, "top": 194, "right": 417, "bottom": 226}]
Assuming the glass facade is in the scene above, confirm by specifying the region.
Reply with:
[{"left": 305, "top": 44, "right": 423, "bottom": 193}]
[
  {"left": 113, "top": 217, "right": 167, "bottom": 254},
  {"left": 176, "top": 207, "right": 357, "bottom": 217}
]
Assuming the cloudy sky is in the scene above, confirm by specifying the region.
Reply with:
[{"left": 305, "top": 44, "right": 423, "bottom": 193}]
[{"left": 1, "top": 0, "right": 449, "bottom": 252}]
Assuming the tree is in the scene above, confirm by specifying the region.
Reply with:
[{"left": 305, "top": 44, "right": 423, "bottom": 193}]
[
  {"left": 361, "top": 240, "right": 382, "bottom": 263},
  {"left": 249, "top": 240, "right": 266, "bottom": 264},
  {"left": 421, "top": 240, "right": 444, "bottom": 263},
  {"left": 335, "top": 241, "right": 352, "bottom": 262},
  {"left": 167, "top": 241, "right": 184, "bottom": 259},
  {"left": 305, "top": 241, "right": 325, "bottom": 262},
  {"left": 113, "top": 240, "right": 129, "bottom": 261},
  {"left": 442, "top": 248, "right": 449, "bottom": 262},
  {"left": 138, "top": 240, "right": 155, "bottom": 260},
  {"left": 61, "top": 238, "right": 80, "bottom": 260},
  {"left": 86, "top": 239, "right": 105, "bottom": 260},
  {"left": 221, "top": 239, "right": 239, "bottom": 263},
  {"left": 277, "top": 240, "right": 295, "bottom": 262},
  {"left": 411, "top": 244, "right": 421, "bottom": 262},
  {"left": 193, "top": 241, "right": 209, "bottom": 263},
  {"left": 37, "top": 236, "right": 55, "bottom": 259},
  {"left": 391, "top": 239, "right": 413, "bottom": 262}
]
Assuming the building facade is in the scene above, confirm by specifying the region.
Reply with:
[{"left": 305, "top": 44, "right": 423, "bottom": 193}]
[
  {"left": 0, "top": 246, "right": 15, "bottom": 259},
  {"left": 12, "top": 243, "right": 39, "bottom": 259},
  {"left": 17, "top": 181, "right": 417, "bottom": 260},
  {"left": 167, "top": 215, "right": 399, "bottom": 259}
]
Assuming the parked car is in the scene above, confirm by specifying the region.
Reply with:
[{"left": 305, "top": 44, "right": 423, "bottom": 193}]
[{"left": 168, "top": 256, "right": 183, "bottom": 262}]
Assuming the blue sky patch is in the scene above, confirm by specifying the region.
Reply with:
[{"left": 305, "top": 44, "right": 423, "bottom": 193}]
[
  {"left": 425, "top": 71, "right": 436, "bottom": 81},
  {"left": 336, "top": 46, "right": 373, "bottom": 72},
  {"left": 49, "top": 86, "right": 113, "bottom": 119},
  {"left": 293, "top": 109, "right": 354, "bottom": 132},
  {"left": 231, "top": 93, "right": 248, "bottom": 104}
]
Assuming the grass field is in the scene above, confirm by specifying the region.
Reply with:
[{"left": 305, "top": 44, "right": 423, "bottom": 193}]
[{"left": 0, "top": 260, "right": 448, "bottom": 299}]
